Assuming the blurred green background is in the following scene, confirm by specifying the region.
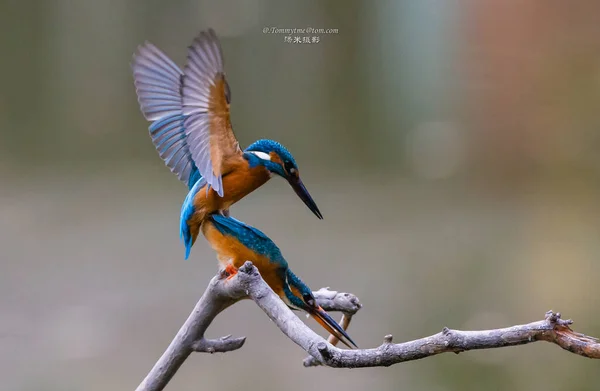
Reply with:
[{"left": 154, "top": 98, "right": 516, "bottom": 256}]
[{"left": 2, "top": 0, "right": 600, "bottom": 390}]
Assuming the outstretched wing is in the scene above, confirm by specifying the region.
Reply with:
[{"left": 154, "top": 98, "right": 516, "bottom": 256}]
[
  {"left": 181, "top": 29, "right": 241, "bottom": 197},
  {"left": 132, "top": 43, "right": 200, "bottom": 188}
]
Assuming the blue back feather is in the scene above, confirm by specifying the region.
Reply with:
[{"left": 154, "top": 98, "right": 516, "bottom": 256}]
[
  {"left": 207, "top": 215, "right": 314, "bottom": 311},
  {"left": 209, "top": 215, "right": 311, "bottom": 309},
  {"left": 209, "top": 214, "right": 288, "bottom": 268},
  {"left": 187, "top": 169, "right": 202, "bottom": 190}
]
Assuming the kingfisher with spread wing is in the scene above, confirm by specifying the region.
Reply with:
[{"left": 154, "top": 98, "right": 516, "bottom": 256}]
[
  {"left": 203, "top": 213, "right": 357, "bottom": 348},
  {"left": 132, "top": 29, "right": 322, "bottom": 259}
]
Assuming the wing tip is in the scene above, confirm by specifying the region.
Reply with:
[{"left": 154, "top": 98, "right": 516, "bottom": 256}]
[
  {"left": 209, "top": 173, "right": 224, "bottom": 198},
  {"left": 187, "top": 28, "right": 224, "bottom": 70},
  {"left": 216, "top": 175, "right": 224, "bottom": 197},
  {"left": 132, "top": 41, "right": 156, "bottom": 62}
]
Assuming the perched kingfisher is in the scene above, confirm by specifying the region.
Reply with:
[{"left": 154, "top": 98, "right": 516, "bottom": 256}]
[
  {"left": 203, "top": 213, "right": 357, "bottom": 348},
  {"left": 132, "top": 29, "right": 323, "bottom": 259}
]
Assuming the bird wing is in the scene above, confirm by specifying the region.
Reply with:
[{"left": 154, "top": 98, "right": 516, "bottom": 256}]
[
  {"left": 132, "top": 43, "right": 200, "bottom": 189},
  {"left": 181, "top": 29, "right": 241, "bottom": 197},
  {"left": 210, "top": 215, "right": 288, "bottom": 267}
]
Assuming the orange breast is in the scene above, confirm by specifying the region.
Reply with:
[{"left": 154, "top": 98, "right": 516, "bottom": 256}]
[
  {"left": 186, "top": 157, "right": 271, "bottom": 245},
  {"left": 201, "top": 222, "right": 285, "bottom": 297}
]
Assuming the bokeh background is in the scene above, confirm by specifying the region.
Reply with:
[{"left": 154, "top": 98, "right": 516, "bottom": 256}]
[{"left": 2, "top": 0, "right": 600, "bottom": 390}]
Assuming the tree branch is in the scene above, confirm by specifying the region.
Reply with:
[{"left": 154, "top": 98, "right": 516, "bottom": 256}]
[
  {"left": 135, "top": 272, "right": 247, "bottom": 391},
  {"left": 136, "top": 262, "right": 600, "bottom": 391},
  {"left": 304, "top": 287, "right": 360, "bottom": 366},
  {"left": 312, "top": 286, "right": 362, "bottom": 314},
  {"left": 302, "top": 310, "right": 600, "bottom": 367}
]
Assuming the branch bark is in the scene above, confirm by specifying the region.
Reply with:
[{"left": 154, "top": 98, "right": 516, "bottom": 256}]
[{"left": 136, "top": 262, "right": 600, "bottom": 391}]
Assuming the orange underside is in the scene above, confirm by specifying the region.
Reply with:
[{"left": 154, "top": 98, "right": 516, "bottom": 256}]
[
  {"left": 202, "top": 221, "right": 284, "bottom": 296},
  {"left": 187, "top": 157, "right": 270, "bottom": 246}
]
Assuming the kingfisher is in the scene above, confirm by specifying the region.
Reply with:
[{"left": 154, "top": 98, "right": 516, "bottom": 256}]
[
  {"left": 132, "top": 29, "right": 322, "bottom": 259},
  {"left": 203, "top": 213, "right": 357, "bottom": 348}
]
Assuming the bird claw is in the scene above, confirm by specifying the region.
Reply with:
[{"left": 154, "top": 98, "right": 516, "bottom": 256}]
[{"left": 225, "top": 264, "right": 238, "bottom": 280}]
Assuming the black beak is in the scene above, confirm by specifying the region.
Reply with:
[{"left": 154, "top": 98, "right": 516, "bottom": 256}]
[
  {"left": 310, "top": 306, "right": 357, "bottom": 348},
  {"left": 288, "top": 176, "right": 323, "bottom": 219}
]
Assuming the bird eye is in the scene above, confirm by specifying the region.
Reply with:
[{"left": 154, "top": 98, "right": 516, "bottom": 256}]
[
  {"left": 303, "top": 293, "right": 315, "bottom": 307},
  {"left": 284, "top": 161, "right": 296, "bottom": 175}
]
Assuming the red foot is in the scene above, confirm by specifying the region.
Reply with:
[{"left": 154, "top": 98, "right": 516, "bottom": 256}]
[{"left": 225, "top": 264, "right": 238, "bottom": 280}]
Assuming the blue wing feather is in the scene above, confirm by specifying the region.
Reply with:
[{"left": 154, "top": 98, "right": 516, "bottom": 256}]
[
  {"left": 181, "top": 29, "right": 229, "bottom": 197},
  {"left": 209, "top": 215, "right": 287, "bottom": 266},
  {"left": 180, "top": 177, "right": 207, "bottom": 259},
  {"left": 133, "top": 31, "right": 236, "bottom": 194},
  {"left": 132, "top": 43, "right": 199, "bottom": 188}
]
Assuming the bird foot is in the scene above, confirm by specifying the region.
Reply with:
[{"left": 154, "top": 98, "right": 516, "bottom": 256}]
[{"left": 224, "top": 264, "right": 238, "bottom": 280}]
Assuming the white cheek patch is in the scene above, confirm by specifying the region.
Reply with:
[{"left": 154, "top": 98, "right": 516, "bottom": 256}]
[{"left": 251, "top": 151, "right": 271, "bottom": 161}]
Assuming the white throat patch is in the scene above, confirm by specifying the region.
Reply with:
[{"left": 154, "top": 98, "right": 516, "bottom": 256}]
[{"left": 250, "top": 151, "right": 271, "bottom": 161}]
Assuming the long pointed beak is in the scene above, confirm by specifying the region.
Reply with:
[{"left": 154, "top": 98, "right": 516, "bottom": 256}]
[
  {"left": 288, "top": 176, "right": 323, "bottom": 219},
  {"left": 309, "top": 306, "right": 357, "bottom": 348}
]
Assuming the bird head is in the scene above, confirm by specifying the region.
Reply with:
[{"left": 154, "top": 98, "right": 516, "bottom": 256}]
[
  {"left": 244, "top": 139, "right": 323, "bottom": 219},
  {"left": 283, "top": 270, "right": 357, "bottom": 348}
]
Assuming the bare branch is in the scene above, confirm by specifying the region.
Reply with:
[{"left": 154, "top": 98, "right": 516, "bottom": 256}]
[
  {"left": 191, "top": 335, "right": 246, "bottom": 353},
  {"left": 135, "top": 273, "right": 248, "bottom": 391},
  {"left": 302, "top": 310, "right": 600, "bottom": 367},
  {"left": 304, "top": 288, "right": 360, "bottom": 366},
  {"left": 136, "top": 262, "right": 600, "bottom": 391},
  {"left": 231, "top": 262, "right": 600, "bottom": 367},
  {"left": 312, "top": 287, "right": 362, "bottom": 314},
  {"left": 134, "top": 264, "right": 361, "bottom": 391}
]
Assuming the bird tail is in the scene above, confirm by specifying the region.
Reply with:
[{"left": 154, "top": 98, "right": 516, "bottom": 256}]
[{"left": 180, "top": 177, "right": 207, "bottom": 259}]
